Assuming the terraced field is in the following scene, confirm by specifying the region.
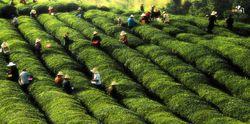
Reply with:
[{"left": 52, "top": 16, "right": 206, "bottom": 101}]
[{"left": 0, "top": 1, "right": 250, "bottom": 124}]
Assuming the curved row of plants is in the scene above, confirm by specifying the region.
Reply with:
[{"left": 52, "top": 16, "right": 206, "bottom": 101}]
[
  {"left": 18, "top": 16, "right": 145, "bottom": 124},
  {"left": 75, "top": 12, "right": 250, "bottom": 122},
  {"left": 136, "top": 44, "right": 250, "bottom": 122},
  {"left": 82, "top": 9, "right": 250, "bottom": 101},
  {"left": 55, "top": 13, "right": 245, "bottom": 124},
  {"left": 176, "top": 33, "right": 250, "bottom": 76},
  {"left": 212, "top": 36, "right": 250, "bottom": 49},
  {"left": 0, "top": 46, "right": 47, "bottom": 123},
  {"left": 170, "top": 14, "right": 250, "bottom": 36},
  {"left": 0, "top": 18, "right": 98, "bottom": 124},
  {"left": 0, "top": 80, "right": 47, "bottom": 123},
  {"left": 35, "top": 14, "right": 188, "bottom": 124},
  {"left": 85, "top": 10, "right": 250, "bottom": 75}
]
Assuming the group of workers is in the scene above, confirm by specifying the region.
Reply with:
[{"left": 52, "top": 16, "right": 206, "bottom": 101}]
[
  {"left": 54, "top": 71, "right": 74, "bottom": 94},
  {"left": 207, "top": 11, "right": 235, "bottom": 33},
  {"left": 6, "top": 62, "right": 32, "bottom": 92},
  {"left": 127, "top": 4, "right": 170, "bottom": 29}
]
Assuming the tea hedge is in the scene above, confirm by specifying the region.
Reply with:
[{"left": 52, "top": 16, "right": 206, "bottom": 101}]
[
  {"left": 0, "top": 80, "right": 48, "bottom": 124},
  {"left": 56, "top": 13, "right": 245, "bottom": 124},
  {"left": 82, "top": 10, "right": 250, "bottom": 101},
  {"left": 69, "top": 12, "right": 250, "bottom": 122},
  {"left": 136, "top": 44, "right": 250, "bottom": 122},
  {"left": 18, "top": 15, "right": 145, "bottom": 124},
  {"left": 176, "top": 33, "right": 250, "bottom": 76},
  {"left": 0, "top": 18, "right": 98, "bottom": 124},
  {"left": 36, "top": 14, "right": 189, "bottom": 124}
]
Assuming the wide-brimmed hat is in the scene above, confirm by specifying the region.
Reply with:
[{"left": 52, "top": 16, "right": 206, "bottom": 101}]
[
  {"left": 64, "top": 74, "right": 70, "bottom": 79},
  {"left": 211, "top": 11, "right": 217, "bottom": 15},
  {"left": 57, "top": 71, "right": 64, "bottom": 76},
  {"left": 111, "top": 81, "right": 119, "bottom": 86},
  {"left": 141, "top": 13, "right": 146, "bottom": 17},
  {"left": 7, "top": 62, "right": 16, "bottom": 67},
  {"left": 1, "top": 42, "right": 8, "bottom": 48},
  {"left": 130, "top": 15, "right": 134, "bottom": 18},
  {"left": 36, "top": 38, "right": 41, "bottom": 43},
  {"left": 93, "top": 31, "right": 98, "bottom": 35},
  {"left": 31, "top": 9, "right": 36, "bottom": 14},
  {"left": 120, "top": 31, "right": 127, "bottom": 36},
  {"left": 49, "top": 6, "right": 53, "bottom": 9},
  {"left": 90, "top": 67, "right": 98, "bottom": 73},
  {"left": 77, "top": 7, "right": 82, "bottom": 11}
]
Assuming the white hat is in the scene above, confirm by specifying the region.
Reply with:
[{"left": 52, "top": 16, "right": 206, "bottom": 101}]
[
  {"left": 120, "top": 31, "right": 127, "bottom": 36},
  {"left": 1, "top": 42, "right": 8, "bottom": 48},
  {"left": 7, "top": 62, "right": 16, "bottom": 67},
  {"left": 36, "top": 38, "right": 41, "bottom": 43},
  {"left": 64, "top": 74, "right": 70, "bottom": 79},
  {"left": 57, "top": 71, "right": 64, "bottom": 76},
  {"left": 49, "top": 6, "right": 53, "bottom": 9},
  {"left": 111, "top": 81, "right": 119, "bottom": 86},
  {"left": 130, "top": 15, "right": 134, "bottom": 18},
  {"left": 90, "top": 67, "right": 98, "bottom": 73},
  {"left": 141, "top": 13, "right": 146, "bottom": 17},
  {"left": 211, "top": 11, "right": 217, "bottom": 15},
  {"left": 93, "top": 31, "right": 98, "bottom": 35},
  {"left": 77, "top": 7, "right": 82, "bottom": 10},
  {"left": 31, "top": 9, "right": 36, "bottom": 14}
]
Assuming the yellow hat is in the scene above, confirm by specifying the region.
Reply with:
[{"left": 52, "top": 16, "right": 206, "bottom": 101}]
[
  {"left": 111, "top": 81, "right": 119, "bottom": 86},
  {"left": 93, "top": 31, "right": 98, "bottom": 35},
  {"left": 36, "top": 38, "right": 41, "bottom": 43},
  {"left": 90, "top": 67, "right": 98, "bottom": 73},
  {"left": 57, "top": 71, "right": 64, "bottom": 76},
  {"left": 64, "top": 74, "right": 70, "bottom": 79},
  {"left": 211, "top": 11, "right": 217, "bottom": 15},
  {"left": 120, "top": 31, "right": 127, "bottom": 36}
]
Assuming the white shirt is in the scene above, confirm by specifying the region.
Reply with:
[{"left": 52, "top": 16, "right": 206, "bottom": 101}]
[
  {"left": 19, "top": 71, "right": 29, "bottom": 85},
  {"left": 91, "top": 73, "right": 101, "bottom": 85}
]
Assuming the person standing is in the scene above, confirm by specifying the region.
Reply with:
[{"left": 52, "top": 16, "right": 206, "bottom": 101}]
[
  {"left": 63, "top": 32, "right": 72, "bottom": 49},
  {"left": 119, "top": 31, "right": 128, "bottom": 45},
  {"left": 76, "top": 7, "right": 83, "bottom": 18},
  {"left": 140, "top": 4, "right": 144, "bottom": 13},
  {"left": 62, "top": 75, "right": 74, "bottom": 94},
  {"left": 6, "top": 62, "right": 19, "bottom": 82},
  {"left": 117, "top": 17, "right": 123, "bottom": 26},
  {"left": 11, "top": 16, "right": 18, "bottom": 27},
  {"left": 226, "top": 14, "right": 234, "bottom": 30},
  {"left": 127, "top": 15, "right": 137, "bottom": 29},
  {"left": 34, "top": 38, "right": 42, "bottom": 56},
  {"left": 91, "top": 67, "right": 104, "bottom": 90},
  {"left": 55, "top": 71, "right": 64, "bottom": 87},
  {"left": 91, "top": 31, "right": 102, "bottom": 47},
  {"left": 9, "top": 0, "right": 15, "bottom": 6},
  {"left": 30, "top": 9, "right": 37, "bottom": 18},
  {"left": 207, "top": 11, "right": 217, "bottom": 33},
  {"left": 162, "top": 11, "right": 170, "bottom": 24},
  {"left": 48, "top": 6, "right": 55, "bottom": 15},
  {"left": 107, "top": 81, "right": 118, "bottom": 96},
  {"left": 150, "top": 5, "right": 156, "bottom": 20},
  {"left": 1, "top": 42, "right": 10, "bottom": 55},
  {"left": 19, "top": 69, "right": 30, "bottom": 91}
]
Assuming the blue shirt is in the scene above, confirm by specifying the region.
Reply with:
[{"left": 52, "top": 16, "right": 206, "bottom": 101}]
[{"left": 128, "top": 17, "right": 137, "bottom": 27}]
